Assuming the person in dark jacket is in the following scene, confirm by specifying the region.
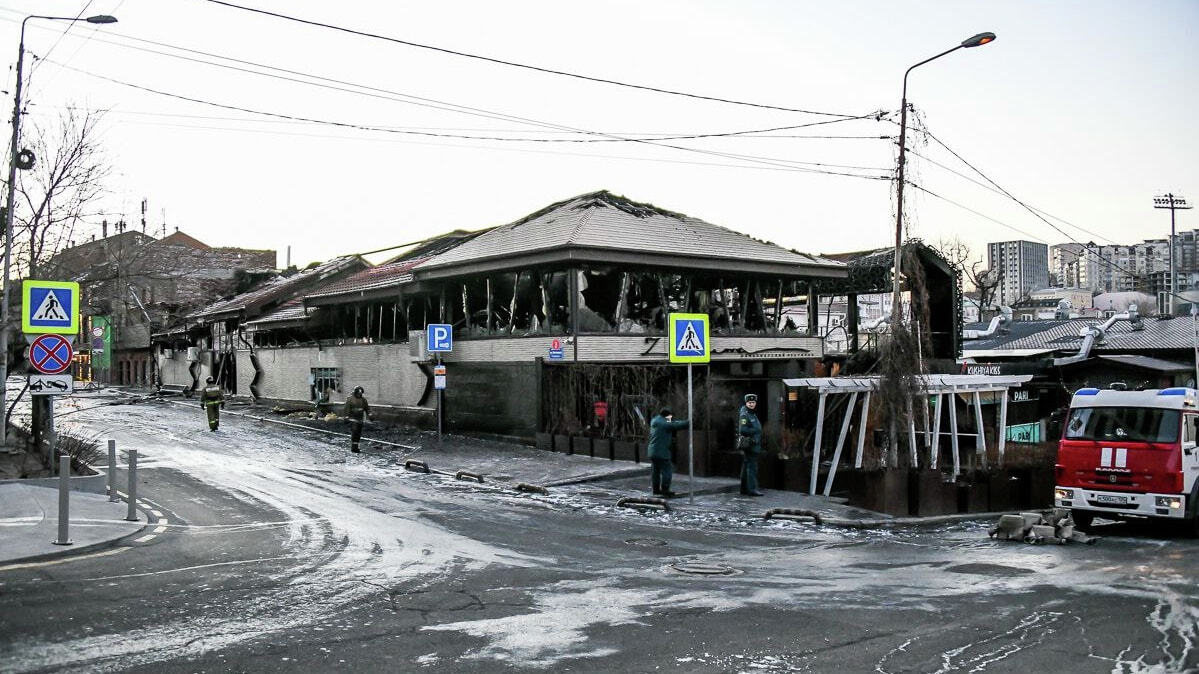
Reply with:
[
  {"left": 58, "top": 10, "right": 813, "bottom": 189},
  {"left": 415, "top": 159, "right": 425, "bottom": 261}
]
[
  {"left": 737, "top": 393, "right": 764, "bottom": 496},
  {"left": 648, "top": 407, "right": 688, "bottom": 497},
  {"left": 199, "top": 376, "right": 224, "bottom": 431},
  {"left": 345, "top": 386, "right": 371, "bottom": 452}
]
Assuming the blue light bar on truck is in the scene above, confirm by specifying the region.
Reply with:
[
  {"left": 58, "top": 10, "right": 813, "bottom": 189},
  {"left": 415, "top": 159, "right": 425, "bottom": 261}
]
[
  {"left": 1159, "top": 388, "right": 1189, "bottom": 396},
  {"left": 1075, "top": 388, "right": 1100, "bottom": 395}
]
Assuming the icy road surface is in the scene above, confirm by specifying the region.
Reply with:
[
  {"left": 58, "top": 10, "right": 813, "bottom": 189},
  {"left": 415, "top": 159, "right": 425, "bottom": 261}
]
[{"left": 1, "top": 393, "right": 1197, "bottom": 673}]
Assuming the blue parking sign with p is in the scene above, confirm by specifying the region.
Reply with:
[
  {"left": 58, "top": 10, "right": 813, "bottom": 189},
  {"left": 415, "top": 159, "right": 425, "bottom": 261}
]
[{"left": 427, "top": 323, "right": 453, "bottom": 352}]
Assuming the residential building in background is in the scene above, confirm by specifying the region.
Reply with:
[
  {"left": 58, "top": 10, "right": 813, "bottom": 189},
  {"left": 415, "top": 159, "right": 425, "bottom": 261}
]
[{"left": 988, "top": 240, "right": 1049, "bottom": 306}]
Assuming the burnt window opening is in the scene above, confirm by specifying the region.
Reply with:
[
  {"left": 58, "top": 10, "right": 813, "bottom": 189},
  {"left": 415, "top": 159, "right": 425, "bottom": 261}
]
[{"left": 311, "top": 367, "right": 340, "bottom": 400}]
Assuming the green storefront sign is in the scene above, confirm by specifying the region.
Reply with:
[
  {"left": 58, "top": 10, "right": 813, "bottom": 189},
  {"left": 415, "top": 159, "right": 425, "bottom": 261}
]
[
  {"left": 91, "top": 315, "right": 111, "bottom": 369},
  {"left": 1005, "top": 422, "right": 1041, "bottom": 444}
]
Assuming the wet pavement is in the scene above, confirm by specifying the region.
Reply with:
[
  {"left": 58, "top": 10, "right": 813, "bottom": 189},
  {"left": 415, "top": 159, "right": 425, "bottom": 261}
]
[{"left": 2, "top": 387, "right": 1197, "bottom": 672}]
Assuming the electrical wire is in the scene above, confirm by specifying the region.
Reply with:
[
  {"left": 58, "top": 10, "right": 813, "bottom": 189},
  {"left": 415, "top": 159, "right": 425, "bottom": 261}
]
[
  {"left": 21, "top": 27, "right": 891, "bottom": 147},
  {"left": 918, "top": 128, "right": 1141, "bottom": 283},
  {"left": 906, "top": 147, "right": 1119, "bottom": 246},
  {"left": 24, "top": 0, "right": 94, "bottom": 79},
  {"left": 33, "top": 105, "right": 892, "bottom": 139},
  {"left": 43, "top": 57, "right": 891, "bottom": 179},
  {"left": 200, "top": 0, "right": 862, "bottom": 118}
]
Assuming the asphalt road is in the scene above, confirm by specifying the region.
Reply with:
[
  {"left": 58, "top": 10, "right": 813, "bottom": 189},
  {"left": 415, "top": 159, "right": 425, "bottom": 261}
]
[{"left": 1, "top": 397, "right": 1197, "bottom": 673}]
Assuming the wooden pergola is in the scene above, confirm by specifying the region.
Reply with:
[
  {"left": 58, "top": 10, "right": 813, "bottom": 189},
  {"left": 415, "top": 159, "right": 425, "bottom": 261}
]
[{"left": 782, "top": 374, "right": 1035, "bottom": 496}]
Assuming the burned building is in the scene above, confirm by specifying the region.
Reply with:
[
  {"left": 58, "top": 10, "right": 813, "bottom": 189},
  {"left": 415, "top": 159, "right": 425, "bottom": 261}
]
[
  {"left": 157, "top": 191, "right": 851, "bottom": 464},
  {"left": 46, "top": 230, "right": 276, "bottom": 386},
  {"left": 155, "top": 255, "right": 368, "bottom": 395}
]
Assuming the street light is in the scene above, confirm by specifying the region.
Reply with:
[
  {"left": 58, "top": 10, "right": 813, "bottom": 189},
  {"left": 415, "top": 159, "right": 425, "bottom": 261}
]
[
  {"left": 891, "top": 32, "right": 995, "bottom": 326},
  {"left": 1, "top": 14, "right": 118, "bottom": 444}
]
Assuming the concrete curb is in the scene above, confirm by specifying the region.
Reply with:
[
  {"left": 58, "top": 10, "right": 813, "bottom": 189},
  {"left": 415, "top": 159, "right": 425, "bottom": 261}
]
[
  {"left": 4, "top": 520, "right": 150, "bottom": 567},
  {"left": 1, "top": 469, "right": 108, "bottom": 495},
  {"left": 820, "top": 510, "right": 1026, "bottom": 529},
  {"left": 543, "top": 466, "right": 651, "bottom": 488}
]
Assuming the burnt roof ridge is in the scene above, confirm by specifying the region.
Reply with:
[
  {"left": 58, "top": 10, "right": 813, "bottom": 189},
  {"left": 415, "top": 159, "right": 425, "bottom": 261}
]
[{"left": 507, "top": 190, "right": 688, "bottom": 230}]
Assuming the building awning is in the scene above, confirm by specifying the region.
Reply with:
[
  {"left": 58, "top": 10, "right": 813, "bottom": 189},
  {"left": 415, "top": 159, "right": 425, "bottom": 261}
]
[
  {"left": 783, "top": 374, "right": 1034, "bottom": 394},
  {"left": 959, "top": 348, "right": 1055, "bottom": 359}
]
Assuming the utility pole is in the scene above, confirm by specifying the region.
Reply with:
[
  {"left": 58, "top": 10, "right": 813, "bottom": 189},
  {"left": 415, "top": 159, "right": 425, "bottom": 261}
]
[{"left": 1155, "top": 194, "right": 1192, "bottom": 315}]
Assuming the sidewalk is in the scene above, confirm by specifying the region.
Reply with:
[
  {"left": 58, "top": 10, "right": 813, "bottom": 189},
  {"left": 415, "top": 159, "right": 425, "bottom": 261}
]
[{"left": 0, "top": 482, "right": 144, "bottom": 567}]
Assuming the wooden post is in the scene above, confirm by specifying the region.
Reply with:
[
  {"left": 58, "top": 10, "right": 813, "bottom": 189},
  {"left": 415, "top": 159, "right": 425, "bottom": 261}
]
[
  {"left": 907, "top": 399, "right": 919, "bottom": 470},
  {"left": 823, "top": 392, "right": 858, "bottom": 496},
  {"left": 998, "top": 388, "right": 1009, "bottom": 467},
  {"left": 948, "top": 388, "right": 961, "bottom": 479},
  {"left": 508, "top": 272, "right": 520, "bottom": 334},
  {"left": 486, "top": 277, "right": 494, "bottom": 333},
  {"left": 809, "top": 391, "right": 827, "bottom": 494},
  {"left": 930, "top": 393, "right": 944, "bottom": 468},
  {"left": 973, "top": 391, "right": 987, "bottom": 470},
  {"left": 774, "top": 280, "right": 785, "bottom": 331},
  {"left": 854, "top": 391, "right": 871, "bottom": 468}
]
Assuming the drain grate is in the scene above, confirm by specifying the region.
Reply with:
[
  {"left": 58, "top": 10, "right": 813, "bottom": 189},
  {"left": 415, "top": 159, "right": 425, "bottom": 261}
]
[
  {"left": 625, "top": 537, "right": 668, "bottom": 547},
  {"left": 670, "top": 562, "right": 739, "bottom": 576}
]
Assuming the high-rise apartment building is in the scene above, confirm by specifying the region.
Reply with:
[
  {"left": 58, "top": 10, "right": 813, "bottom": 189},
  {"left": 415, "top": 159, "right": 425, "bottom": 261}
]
[{"left": 988, "top": 240, "right": 1049, "bottom": 306}]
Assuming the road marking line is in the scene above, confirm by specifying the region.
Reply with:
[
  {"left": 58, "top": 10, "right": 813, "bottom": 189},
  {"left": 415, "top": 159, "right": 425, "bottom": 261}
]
[
  {"left": 133, "top": 535, "right": 156, "bottom": 543},
  {"left": 150, "top": 510, "right": 163, "bottom": 517},
  {"left": 153, "top": 525, "right": 167, "bottom": 534}
]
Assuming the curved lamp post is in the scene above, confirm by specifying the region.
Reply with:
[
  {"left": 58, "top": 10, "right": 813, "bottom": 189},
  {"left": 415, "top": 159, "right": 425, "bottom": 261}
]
[
  {"left": 1, "top": 14, "right": 118, "bottom": 443},
  {"left": 890, "top": 32, "right": 995, "bottom": 328}
]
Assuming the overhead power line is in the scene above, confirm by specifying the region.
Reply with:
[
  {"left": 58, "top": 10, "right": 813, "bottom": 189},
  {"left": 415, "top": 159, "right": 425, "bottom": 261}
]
[
  {"left": 918, "top": 128, "right": 1140, "bottom": 283},
  {"left": 201, "top": 0, "right": 861, "bottom": 118},
  {"left": 23, "top": 24, "right": 891, "bottom": 150},
  {"left": 46, "top": 58, "right": 891, "bottom": 180}
]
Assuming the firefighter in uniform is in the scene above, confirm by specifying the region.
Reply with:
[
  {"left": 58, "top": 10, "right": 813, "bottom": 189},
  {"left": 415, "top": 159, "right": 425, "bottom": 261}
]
[
  {"left": 738, "top": 393, "right": 764, "bottom": 496},
  {"left": 345, "top": 386, "right": 371, "bottom": 452},
  {"left": 200, "top": 376, "right": 224, "bottom": 431}
]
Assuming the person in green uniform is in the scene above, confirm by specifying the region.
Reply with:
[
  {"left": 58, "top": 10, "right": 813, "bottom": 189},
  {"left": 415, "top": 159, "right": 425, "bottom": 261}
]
[
  {"left": 738, "top": 393, "right": 764, "bottom": 496},
  {"left": 200, "top": 376, "right": 224, "bottom": 431},
  {"left": 345, "top": 386, "right": 371, "bottom": 452},
  {"left": 648, "top": 407, "right": 688, "bottom": 498}
]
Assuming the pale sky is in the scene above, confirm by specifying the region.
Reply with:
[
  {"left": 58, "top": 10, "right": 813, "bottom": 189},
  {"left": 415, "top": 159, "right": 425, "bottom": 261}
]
[{"left": 2, "top": 0, "right": 1196, "bottom": 270}]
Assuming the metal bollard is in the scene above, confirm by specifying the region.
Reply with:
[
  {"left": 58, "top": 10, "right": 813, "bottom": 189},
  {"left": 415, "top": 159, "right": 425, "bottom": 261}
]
[
  {"left": 125, "top": 449, "right": 139, "bottom": 522},
  {"left": 107, "top": 440, "right": 119, "bottom": 502},
  {"left": 53, "top": 455, "right": 72, "bottom": 545}
]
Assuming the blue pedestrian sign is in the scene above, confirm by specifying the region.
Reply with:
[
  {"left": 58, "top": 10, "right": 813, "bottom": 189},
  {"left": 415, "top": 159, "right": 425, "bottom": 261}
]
[
  {"left": 668, "top": 313, "right": 709, "bottom": 364},
  {"left": 427, "top": 323, "right": 453, "bottom": 352},
  {"left": 22, "top": 280, "right": 79, "bottom": 335}
]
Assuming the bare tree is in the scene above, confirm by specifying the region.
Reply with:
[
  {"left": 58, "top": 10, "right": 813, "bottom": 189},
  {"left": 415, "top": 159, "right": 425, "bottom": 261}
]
[
  {"left": 12, "top": 106, "right": 109, "bottom": 277},
  {"left": 934, "top": 236, "right": 1003, "bottom": 310}
]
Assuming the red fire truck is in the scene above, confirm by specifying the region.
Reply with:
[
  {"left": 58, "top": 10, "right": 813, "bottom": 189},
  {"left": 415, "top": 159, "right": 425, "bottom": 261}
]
[{"left": 1055, "top": 387, "right": 1199, "bottom": 533}]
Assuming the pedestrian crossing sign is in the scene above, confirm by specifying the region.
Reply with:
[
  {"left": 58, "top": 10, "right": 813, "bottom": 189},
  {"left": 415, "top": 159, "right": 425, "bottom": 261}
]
[
  {"left": 668, "top": 313, "right": 709, "bottom": 363},
  {"left": 22, "top": 280, "right": 79, "bottom": 335}
]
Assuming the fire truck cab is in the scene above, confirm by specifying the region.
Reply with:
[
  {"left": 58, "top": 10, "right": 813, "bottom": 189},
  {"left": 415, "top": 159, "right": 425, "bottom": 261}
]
[{"left": 1054, "top": 387, "right": 1199, "bottom": 533}]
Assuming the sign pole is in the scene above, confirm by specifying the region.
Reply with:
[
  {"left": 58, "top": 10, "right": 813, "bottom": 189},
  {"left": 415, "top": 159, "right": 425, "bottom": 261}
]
[
  {"left": 47, "top": 396, "right": 56, "bottom": 475},
  {"left": 687, "top": 362, "right": 694, "bottom": 505},
  {"left": 667, "top": 312, "right": 709, "bottom": 506},
  {"left": 437, "top": 353, "right": 443, "bottom": 442}
]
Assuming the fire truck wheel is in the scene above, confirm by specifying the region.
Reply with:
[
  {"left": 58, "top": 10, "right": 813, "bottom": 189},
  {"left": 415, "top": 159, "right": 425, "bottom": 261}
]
[{"left": 1071, "top": 510, "right": 1094, "bottom": 531}]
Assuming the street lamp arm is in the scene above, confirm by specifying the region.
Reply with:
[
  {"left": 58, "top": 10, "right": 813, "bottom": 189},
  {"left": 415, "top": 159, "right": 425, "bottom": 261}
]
[{"left": 890, "top": 33, "right": 995, "bottom": 328}]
